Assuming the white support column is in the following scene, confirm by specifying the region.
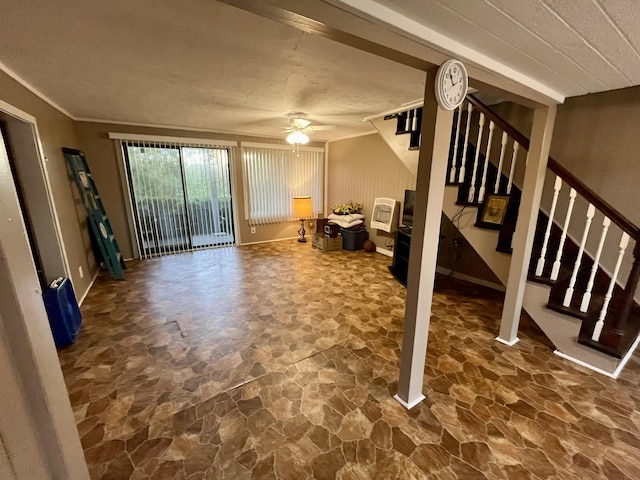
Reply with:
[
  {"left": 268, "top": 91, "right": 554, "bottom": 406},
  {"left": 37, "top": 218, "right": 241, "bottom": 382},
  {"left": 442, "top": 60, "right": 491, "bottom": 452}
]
[
  {"left": 395, "top": 68, "right": 454, "bottom": 410},
  {"left": 497, "top": 105, "right": 557, "bottom": 345}
]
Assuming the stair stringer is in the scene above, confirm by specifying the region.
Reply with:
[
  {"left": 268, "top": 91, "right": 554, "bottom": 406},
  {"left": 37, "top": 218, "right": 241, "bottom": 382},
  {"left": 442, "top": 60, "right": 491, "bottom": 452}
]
[
  {"left": 522, "top": 282, "right": 621, "bottom": 375},
  {"left": 444, "top": 186, "right": 624, "bottom": 375}
]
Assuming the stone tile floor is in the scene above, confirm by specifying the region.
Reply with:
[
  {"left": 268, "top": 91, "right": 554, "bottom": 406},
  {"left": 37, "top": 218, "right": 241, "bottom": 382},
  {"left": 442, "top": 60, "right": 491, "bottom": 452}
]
[{"left": 59, "top": 241, "right": 640, "bottom": 479}]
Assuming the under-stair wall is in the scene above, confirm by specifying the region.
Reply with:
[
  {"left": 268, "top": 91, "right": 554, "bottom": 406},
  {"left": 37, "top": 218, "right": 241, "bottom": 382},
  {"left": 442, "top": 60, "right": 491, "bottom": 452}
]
[{"left": 373, "top": 96, "right": 640, "bottom": 376}]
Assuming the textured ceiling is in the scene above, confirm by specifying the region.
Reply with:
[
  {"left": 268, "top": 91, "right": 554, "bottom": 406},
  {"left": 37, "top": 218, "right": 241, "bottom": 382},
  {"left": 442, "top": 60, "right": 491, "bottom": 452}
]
[
  {"left": 0, "top": 0, "right": 638, "bottom": 140},
  {"left": 0, "top": 0, "right": 425, "bottom": 141}
]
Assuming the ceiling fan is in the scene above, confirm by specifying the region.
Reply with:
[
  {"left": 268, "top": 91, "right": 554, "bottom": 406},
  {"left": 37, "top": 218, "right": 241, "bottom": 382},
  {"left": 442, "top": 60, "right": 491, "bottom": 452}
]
[{"left": 283, "top": 112, "right": 335, "bottom": 146}]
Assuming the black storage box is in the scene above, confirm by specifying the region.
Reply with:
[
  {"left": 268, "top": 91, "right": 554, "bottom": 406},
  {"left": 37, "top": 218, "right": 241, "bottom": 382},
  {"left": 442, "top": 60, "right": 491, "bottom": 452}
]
[
  {"left": 316, "top": 218, "right": 330, "bottom": 234},
  {"left": 339, "top": 227, "right": 369, "bottom": 251},
  {"left": 324, "top": 224, "right": 340, "bottom": 238}
]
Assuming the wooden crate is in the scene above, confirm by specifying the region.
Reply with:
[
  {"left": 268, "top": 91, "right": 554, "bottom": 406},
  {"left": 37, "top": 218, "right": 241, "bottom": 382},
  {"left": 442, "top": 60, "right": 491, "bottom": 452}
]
[{"left": 312, "top": 233, "right": 342, "bottom": 252}]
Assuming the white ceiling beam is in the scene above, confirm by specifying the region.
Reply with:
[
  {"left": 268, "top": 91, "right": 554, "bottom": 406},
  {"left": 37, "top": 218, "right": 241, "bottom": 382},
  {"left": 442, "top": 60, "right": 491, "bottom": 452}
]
[{"left": 322, "top": 0, "right": 565, "bottom": 106}]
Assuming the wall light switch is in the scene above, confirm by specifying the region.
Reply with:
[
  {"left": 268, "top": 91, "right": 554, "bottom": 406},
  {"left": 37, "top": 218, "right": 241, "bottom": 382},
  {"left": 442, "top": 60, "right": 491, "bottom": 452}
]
[{"left": 251, "top": 226, "right": 256, "bottom": 234}]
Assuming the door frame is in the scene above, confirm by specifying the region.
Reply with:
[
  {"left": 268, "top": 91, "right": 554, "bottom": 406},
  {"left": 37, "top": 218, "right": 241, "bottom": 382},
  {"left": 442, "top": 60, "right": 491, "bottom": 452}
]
[
  {"left": 0, "top": 100, "right": 88, "bottom": 477},
  {"left": 0, "top": 98, "right": 71, "bottom": 280}
]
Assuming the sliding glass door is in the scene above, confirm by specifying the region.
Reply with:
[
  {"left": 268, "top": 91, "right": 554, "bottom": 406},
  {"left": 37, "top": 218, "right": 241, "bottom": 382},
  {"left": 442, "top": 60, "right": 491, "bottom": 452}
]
[{"left": 124, "top": 142, "right": 235, "bottom": 258}]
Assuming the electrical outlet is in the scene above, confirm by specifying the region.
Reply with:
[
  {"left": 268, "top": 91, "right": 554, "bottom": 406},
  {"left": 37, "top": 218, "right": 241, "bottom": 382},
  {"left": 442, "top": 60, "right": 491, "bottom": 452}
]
[
  {"left": 308, "top": 221, "right": 314, "bottom": 229},
  {"left": 251, "top": 226, "right": 256, "bottom": 234},
  {"left": 79, "top": 266, "right": 84, "bottom": 278},
  {"left": 453, "top": 239, "right": 460, "bottom": 248}
]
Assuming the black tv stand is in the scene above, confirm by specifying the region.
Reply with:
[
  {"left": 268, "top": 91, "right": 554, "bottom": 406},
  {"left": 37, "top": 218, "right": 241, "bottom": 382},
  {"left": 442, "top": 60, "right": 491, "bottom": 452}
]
[{"left": 390, "top": 226, "right": 412, "bottom": 286}]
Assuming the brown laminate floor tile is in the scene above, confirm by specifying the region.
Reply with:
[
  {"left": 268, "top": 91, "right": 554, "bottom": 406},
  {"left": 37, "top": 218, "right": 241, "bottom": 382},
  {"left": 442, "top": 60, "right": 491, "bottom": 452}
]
[{"left": 59, "top": 241, "right": 640, "bottom": 479}]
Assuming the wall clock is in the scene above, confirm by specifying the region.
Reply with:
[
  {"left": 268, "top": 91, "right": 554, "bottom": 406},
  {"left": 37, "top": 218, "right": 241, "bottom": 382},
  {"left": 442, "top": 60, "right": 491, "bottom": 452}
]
[{"left": 435, "top": 59, "right": 468, "bottom": 110}]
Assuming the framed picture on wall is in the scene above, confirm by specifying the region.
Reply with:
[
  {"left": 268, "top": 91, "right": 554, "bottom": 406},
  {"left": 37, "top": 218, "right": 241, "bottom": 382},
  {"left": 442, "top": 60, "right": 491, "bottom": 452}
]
[{"left": 476, "top": 194, "right": 509, "bottom": 230}]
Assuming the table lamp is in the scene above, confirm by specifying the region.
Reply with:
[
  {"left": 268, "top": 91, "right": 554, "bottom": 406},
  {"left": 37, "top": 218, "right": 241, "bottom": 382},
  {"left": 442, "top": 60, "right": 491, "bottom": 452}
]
[{"left": 293, "top": 196, "right": 313, "bottom": 242}]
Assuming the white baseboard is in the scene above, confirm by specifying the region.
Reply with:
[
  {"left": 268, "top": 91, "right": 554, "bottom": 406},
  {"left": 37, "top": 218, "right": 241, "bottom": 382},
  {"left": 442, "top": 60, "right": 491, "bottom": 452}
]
[
  {"left": 376, "top": 246, "right": 393, "bottom": 258},
  {"left": 436, "top": 267, "right": 505, "bottom": 292},
  {"left": 78, "top": 271, "right": 99, "bottom": 306},
  {"left": 394, "top": 393, "right": 425, "bottom": 410},
  {"left": 240, "top": 236, "right": 300, "bottom": 246},
  {"left": 496, "top": 336, "right": 520, "bottom": 346},
  {"left": 553, "top": 350, "right": 617, "bottom": 378}
]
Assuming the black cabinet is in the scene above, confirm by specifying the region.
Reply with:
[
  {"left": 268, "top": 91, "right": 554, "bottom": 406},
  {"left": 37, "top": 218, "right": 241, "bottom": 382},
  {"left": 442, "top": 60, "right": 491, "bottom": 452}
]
[{"left": 390, "top": 227, "right": 411, "bottom": 286}]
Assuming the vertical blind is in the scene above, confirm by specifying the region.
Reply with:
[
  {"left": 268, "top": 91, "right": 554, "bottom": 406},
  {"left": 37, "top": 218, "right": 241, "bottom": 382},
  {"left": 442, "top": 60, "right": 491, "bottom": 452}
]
[
  {"left": 118, "top": 138, "right": 236, "bottom": 259},
  {"left": 242, "top": 143, "right": 324, "bottom": 225}
]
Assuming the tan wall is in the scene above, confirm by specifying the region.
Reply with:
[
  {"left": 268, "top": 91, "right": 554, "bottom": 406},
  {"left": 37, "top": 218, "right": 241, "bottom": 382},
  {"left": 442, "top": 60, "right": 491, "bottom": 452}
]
[
  {"left": 492, "top": 90, "right": 640, "bottom": 291},
  {"left": 493, "top": 87, "right": 640, "bottom": 225},
  {"left": 0, "top": 71, "right": 95, "bottom": 298},
  {"left": 75, "top": 122, "right": 324, "bottom": 258},
  {"left": 327, "top": 132, "right": 500, "bottom": 284},
  {"left": 327, "top": 133, "right": 415, "bottom": 249}
]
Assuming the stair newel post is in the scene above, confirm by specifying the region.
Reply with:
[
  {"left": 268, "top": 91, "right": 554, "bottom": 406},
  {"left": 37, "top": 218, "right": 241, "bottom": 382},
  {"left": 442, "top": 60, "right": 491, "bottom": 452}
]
[
  {"left": 581, "top": 217, "right": 611, "bottom": 312},
  {"left": 506, "top": 142, "right": 519, "bottom": 194},
  {"left": 535, "top": 176, "right": 562, "bottom": 276},
  {"left": 494, "top": 131, "right": 508, "bottom": 194},
  {"left": 605, "top": 240, "right": 640, "bottom": 346},
  {"left": 458, "top": 103, "right": 473, "bottom": 183},
  {"left": 449, "top": 104, "right": 464, "bottom": 183},
  {"left": 550, "top": 188, "right": 577, "bottom": 281},
  {"left": 468, "top": 112, "right": 485, "bottom": 203},
  {"left": 563, "top": 204, "right": 595, "bottom": 307},
  {"left": 478, "top": 120, "right": 495, "bottom": 203},
  {"left": 592, "top": 232, "right": 631, "bottom": 341}
]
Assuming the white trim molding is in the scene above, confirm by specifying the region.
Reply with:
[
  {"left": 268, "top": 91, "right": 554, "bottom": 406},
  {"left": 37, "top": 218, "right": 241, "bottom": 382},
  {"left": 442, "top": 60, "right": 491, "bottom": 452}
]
[
  {"left": 0, "top": 61, "right": 75, "bottom": 119},
  {"left": 495, "top": 336, "right": 520, "bottom": 346},
  {"left": 108, "top": 132, "right": 238, "bottom": 147},
  {"left": 394, "top": 393, "right": 425, "bottom": 410},
  {"left": 240, "top": 141, "right": 324, "bottom": 152}
]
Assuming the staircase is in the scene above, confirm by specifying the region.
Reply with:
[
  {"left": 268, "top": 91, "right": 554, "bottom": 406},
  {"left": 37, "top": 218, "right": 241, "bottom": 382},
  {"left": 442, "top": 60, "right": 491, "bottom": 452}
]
[{"left": 375, "top": 95, "right": 640, "bottom": 377}]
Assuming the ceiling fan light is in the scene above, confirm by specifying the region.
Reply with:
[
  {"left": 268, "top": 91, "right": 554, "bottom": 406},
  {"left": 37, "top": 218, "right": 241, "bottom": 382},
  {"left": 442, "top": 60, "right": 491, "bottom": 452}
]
[{"left": 286, "top": 131, "right": 309, "bottom": 145}]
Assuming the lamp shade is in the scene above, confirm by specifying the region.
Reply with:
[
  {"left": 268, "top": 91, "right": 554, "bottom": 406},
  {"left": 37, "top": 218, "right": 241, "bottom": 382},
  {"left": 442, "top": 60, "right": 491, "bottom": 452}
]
[{"left": 293, "top": 196, "right": 313, "bottom": 218}]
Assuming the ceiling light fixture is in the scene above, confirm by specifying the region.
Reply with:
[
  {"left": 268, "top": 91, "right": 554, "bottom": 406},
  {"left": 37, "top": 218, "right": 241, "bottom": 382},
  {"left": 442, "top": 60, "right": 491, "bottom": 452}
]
[{"left": 286, "top": 130, "right": 310, "bottom": 145}]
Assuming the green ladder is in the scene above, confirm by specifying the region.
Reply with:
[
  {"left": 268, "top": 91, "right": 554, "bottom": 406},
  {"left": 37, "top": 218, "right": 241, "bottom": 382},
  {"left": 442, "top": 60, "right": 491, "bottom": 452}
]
[{"left": 63, "top": 147, "right": 125, "bottom": 280}]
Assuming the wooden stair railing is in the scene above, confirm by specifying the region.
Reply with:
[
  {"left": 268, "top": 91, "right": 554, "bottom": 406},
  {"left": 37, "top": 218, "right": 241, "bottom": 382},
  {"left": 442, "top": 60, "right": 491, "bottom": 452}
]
[{"left": 385, "top": 95, "right": 640, "bottom": 360}]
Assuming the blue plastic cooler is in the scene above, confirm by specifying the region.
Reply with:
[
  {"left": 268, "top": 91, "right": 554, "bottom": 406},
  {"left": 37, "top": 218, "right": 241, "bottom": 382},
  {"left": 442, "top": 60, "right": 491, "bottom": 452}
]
[{"left": 42, "top": 277, "right": 82, "bottom": 348}]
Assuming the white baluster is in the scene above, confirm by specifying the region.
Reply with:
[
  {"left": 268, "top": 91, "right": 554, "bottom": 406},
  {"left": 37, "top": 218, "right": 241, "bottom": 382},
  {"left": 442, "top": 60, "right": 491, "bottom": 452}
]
[
  {"left": 449, "top": 104, "right": 464, "bottom": 183},
  {"left": 458, "top": 104, "right": 473, "bottom": 183},
  {"left": 563, "top": 204, "right": 595, "bottom": 307},
  {"left": 405, "top": 111, "right": 411, "bottom": 132},
  {"left": 494, "top": 132, "right": 508, "bottom": 194},
  {"left": 550, "top": 188, "right": 577, "bottom": 281},
  {"left": 581, "top": 217, "right": 611, "bottom": 312},
  {"left": 535, "top": 176, "right": 562, "bottom": 276},
  {"left": 468, "top": 112, "right": 485, "bottom": 203},
  {"left": 592, "top": 232, "right": 631, "bottom": 341},
  {"left": 478, "top": 120, "right": 495, "bottom": 203},
  {"left": 411, "top": 108, "right": 418, "bottom": 131},
  {"left": 506, "top": 142, "right": 519, "bottom": 195}
]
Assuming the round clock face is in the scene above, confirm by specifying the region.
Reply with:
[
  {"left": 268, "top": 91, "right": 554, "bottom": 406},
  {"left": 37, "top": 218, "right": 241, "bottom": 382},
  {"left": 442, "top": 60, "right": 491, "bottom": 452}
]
[{"left": 435, "top": 60, "right": 468, "bottom": 110}]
